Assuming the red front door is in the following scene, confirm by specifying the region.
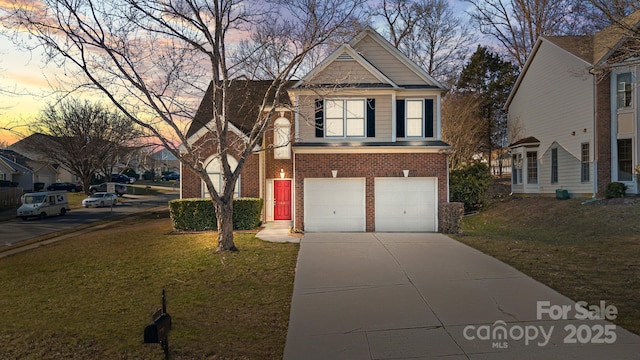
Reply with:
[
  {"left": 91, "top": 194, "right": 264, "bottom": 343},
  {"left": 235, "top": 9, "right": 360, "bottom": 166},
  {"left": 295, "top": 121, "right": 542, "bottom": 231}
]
[{"left": 274, "top": 180, "right": 291, "bottom": 220}]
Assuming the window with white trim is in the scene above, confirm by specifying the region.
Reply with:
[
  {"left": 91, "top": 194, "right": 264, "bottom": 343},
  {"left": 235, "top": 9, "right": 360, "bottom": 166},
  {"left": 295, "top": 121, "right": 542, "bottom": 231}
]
[
  {"left": 512, "top": 153, "right": 522, "bottom": 185},
  {"left": 527, "top": 151, "right": 538, "bottom": 184},
  {"left": 581, "top": 143, "right": 590, "bottom": 183},
  {"left": 203, "top": 155, "right": 240, "bottom": 198},
  {"left": 617, "top": 139, "right": 633, "bottom": 181},
  {"left": 617, "top": 72, "right": 633, "bottom": 109},
  {"left": 274, "top": 117, "right": 291, "bottom": 159},
  {"left": 0, "top": 173, "right": 5, "bottom": 181},
  {"left": 551, "top": 148, "right": 558, "bottom": 184},
  {"left": 405, "top": 99, "right": 424, "bottom": 137},
  {"left": 325, "top": 99, "right": 365, "bottom": 137}
]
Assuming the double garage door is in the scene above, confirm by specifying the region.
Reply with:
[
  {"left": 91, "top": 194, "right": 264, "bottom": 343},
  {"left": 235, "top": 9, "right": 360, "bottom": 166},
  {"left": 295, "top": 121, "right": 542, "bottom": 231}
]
[{"left": 304, "top": 178, "right": 437, "bottom": 232}]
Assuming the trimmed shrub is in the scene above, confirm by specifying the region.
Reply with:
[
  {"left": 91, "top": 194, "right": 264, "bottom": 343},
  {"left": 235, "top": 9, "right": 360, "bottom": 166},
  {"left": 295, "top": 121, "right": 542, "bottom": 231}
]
[
  {"left": 449, "top": 162, "right": 492, "bottom": 213},
  {"left": 34, "top": 182, "right": 45, "bottom": 191},
  {"left": 169, "top": 198, "right": 263, "bottom": 231},
  {"left": 605, "top": 182, "right": 627, "bottom": 199},
  {"left": 438, "top": 202, "right": 464, "bottom": 234},
  {"left": 142, "top": 170, "right": 155, "bottom": 181}
]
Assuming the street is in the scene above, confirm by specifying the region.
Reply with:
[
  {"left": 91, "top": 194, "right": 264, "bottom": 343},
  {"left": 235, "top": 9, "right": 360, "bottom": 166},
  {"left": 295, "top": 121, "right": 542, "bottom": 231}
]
[{"left": 0, "top": 192, "right": 178, "bottom": 246}]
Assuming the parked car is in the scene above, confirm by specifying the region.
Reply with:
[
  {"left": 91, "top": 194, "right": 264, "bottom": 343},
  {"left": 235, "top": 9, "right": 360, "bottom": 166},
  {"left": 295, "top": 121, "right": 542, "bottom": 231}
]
[
  {"left": 110, "top": 174, "right": 131, "bottom": 183},
  {"left": 82, "top": 192, "right": 118, "bottom": 208},
  {"left": 161, "top": 172, "right": 180, "bottom": 181},
  {"left": 88, "top": 182, "right": 127, "bottom": 196},
  {"left": 46, "top": 182, "right": 82, "bottom": 192}
]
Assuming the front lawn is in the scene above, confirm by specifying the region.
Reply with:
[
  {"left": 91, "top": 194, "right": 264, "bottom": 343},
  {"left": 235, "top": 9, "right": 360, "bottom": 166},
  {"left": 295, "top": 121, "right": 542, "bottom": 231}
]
[
  {"left": 0, "top": 215, "right": 299, "bottom": 359},
  {"left": 457, "top": 197, "right": 640, "bottom": 334}
]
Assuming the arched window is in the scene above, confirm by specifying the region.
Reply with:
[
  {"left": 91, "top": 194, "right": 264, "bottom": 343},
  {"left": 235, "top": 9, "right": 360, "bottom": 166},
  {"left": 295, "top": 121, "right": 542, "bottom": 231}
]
[
  {"left": 202, "top": 155, "right": 240, "bottom": 198},
  {"left": 274, "top": 117, "right": 291, "bottom": 159}
]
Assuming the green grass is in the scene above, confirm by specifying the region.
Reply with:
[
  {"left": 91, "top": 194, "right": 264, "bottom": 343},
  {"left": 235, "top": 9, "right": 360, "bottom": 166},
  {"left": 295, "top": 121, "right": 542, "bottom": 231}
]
[
  {"left": 456, "top": 197, "right": 640, "bottom": 334},
  {"left": 0, "top": 216, "right": 299, "bottom": 359}
]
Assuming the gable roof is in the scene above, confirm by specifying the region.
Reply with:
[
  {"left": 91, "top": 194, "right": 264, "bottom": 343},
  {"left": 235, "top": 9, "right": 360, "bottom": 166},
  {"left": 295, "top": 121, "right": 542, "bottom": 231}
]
[
  {"left": 292, "top": 43, "right": 399, "bottom": 89},
  {"left": 293, "top": 26, "right": 446, "bottom": 91},
  {"left": 0, "top": 153, "right": 32, "bottom": 173},
  {"left": 350, "top": 26, "right": 446, "bottom": 89},
  {"left": 186, "top": 80, "right": 293, "bottom": 140},
  {"left": 506, "top": 11, "right": 640, "bottom": 110}
]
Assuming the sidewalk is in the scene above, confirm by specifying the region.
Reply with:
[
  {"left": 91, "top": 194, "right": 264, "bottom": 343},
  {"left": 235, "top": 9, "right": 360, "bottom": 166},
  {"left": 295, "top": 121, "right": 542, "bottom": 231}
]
[
  {"left": 255, "top": 221, "right": 300, "bottom": 243},
  {"left": 283, "top": 233, "right": 640, "bottom": 359}
]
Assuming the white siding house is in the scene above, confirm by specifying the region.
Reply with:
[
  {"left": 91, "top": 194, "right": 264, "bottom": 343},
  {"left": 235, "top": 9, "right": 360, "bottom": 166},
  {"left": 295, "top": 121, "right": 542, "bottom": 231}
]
[{"left": 506, "top": 37, "right": 595, "bottom": 196}]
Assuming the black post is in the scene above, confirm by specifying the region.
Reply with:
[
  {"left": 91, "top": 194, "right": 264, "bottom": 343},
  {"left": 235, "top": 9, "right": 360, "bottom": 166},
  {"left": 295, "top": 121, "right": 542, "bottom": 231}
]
[{"left": 161, "top": 289, "right": 169, "bottom": 360}]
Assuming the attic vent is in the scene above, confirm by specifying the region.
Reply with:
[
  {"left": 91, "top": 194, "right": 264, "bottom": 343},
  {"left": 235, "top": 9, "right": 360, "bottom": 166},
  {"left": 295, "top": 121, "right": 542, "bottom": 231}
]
[{"left": 336, "top": 52, "right": 354, "bottom": 61}]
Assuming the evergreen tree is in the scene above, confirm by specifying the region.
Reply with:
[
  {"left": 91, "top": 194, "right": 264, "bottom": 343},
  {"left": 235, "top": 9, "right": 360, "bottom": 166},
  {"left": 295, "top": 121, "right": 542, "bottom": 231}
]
[{"left": 456, "top": 46, "right": 518, "bottom": 170}]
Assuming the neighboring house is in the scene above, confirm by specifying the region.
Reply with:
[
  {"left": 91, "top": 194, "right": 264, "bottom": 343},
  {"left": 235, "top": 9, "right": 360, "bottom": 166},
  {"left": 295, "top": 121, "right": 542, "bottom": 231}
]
[
  {"left": 0, "top": 150, "right": 57, "bottom": 191},
  {"left": 9, "top": 133, "right": 79, "bottom": 184},
  {"left": 505, "top": 11, "right": 640, "bottom": 197},
  {"left": 182, "top": 27, "right": 450, "bottom": 232},
  {"left": 143, "top": 148, "right": 180, "bottom": 176}
]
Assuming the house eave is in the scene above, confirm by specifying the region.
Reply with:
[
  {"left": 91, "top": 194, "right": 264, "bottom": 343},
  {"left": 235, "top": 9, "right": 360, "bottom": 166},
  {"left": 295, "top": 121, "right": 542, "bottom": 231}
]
[{"left": 293, "top": 141, "right": 450, "bottom": 154}]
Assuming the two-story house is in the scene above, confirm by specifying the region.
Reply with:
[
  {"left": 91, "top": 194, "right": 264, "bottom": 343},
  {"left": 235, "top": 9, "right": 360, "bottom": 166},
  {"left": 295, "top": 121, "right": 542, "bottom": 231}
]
[
  {"left": 506, "top": 11, "right": 640, "bottom": 197},
  {"left": 182, "top": 27, "right": 450, "bottom": 232}
]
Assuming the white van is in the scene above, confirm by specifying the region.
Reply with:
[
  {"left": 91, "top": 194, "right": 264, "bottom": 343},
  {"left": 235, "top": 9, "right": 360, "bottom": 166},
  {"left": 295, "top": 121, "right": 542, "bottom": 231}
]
[{"left": 17, "top": 191, "right": 71, "bottom": 220}]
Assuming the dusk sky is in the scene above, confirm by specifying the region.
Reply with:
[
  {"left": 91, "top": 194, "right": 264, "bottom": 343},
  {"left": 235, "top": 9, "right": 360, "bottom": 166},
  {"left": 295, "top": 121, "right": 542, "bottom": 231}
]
[{"left": 0, "top": 0, "right": 475, "bottom": 145}]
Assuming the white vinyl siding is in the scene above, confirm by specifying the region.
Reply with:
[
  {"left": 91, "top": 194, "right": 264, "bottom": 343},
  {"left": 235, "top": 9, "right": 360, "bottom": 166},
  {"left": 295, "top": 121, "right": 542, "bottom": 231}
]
[
  {"left": 507, "top": 40, "right": 594, "bottom": 165},
  {"left": 535, "top": 145, "right": 593, "bottom": 195}
]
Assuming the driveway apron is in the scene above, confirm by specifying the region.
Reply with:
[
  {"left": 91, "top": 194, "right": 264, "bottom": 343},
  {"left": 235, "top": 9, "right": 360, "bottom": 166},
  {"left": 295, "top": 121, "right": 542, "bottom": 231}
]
[{"left": 283, "top": 233, "right": 640, "bottom": 360}]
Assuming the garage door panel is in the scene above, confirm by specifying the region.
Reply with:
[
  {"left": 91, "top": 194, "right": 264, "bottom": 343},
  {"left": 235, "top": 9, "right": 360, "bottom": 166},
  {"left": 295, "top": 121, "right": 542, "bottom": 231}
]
[
  {"left": 375, "top": 178, "right": 437, "bottom": 232},
  {"left": 304, "top": 179, "right": 365, "bottom": 232}
]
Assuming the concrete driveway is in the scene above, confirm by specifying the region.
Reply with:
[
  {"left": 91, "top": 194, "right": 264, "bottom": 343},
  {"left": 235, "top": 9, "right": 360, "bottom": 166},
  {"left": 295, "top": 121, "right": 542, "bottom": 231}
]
[{"left": 283, "top": 233, "right": 640, "bottom": 359}]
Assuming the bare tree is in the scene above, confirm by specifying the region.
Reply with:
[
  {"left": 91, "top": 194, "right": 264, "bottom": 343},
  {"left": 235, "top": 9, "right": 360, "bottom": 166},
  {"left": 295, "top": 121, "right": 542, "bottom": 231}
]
[
  {"left": 375, "top": 0, "right": 474, "bottom": 86},
  {"left": 465, "top": 0, "right": 583, "bottom": 68},
  {"left": 25, "top": 99, "right": 141, "bottom": 193},
  {"left": 1, "top": 0, "right": 364, "bottom": 252},
  {"left": 441, "top": 92, "right": 484, "bottom": 170}
]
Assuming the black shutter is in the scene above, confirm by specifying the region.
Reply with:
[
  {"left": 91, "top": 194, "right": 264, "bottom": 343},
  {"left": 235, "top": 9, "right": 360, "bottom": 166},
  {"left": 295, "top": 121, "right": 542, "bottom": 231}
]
[
  {"left": 425, "top": 99, "right": 434, "bottom": 138},
  {"left": 396, "top": 99, "right": 405, "bottom": 138},
  {"left": 366, "top": 98, "right": 375, "bottom": 137},
  {"left": 315, "top": 99, "right": 323, "bottom": 137}
]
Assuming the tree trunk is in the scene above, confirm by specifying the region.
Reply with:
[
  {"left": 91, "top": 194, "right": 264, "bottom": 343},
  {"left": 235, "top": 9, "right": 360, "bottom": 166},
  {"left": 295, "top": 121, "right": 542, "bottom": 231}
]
[{"left": 215, "top": 199, "right": 237, "bottom": 252}]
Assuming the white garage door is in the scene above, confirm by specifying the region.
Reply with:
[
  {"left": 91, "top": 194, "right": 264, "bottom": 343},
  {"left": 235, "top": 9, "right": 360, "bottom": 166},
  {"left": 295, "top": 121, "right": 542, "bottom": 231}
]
[
  {"left": 304, "top": 178, "right": 365, "bottom": 232},
  {"left": 375, "top": 177, "right": 437, "bottom": 232}
]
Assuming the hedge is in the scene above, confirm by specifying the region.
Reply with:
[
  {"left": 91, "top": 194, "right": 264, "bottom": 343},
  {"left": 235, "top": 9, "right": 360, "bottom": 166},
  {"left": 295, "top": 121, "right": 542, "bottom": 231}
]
[{"left": 169, "top": 198, "right": 263, "bottom": 231}]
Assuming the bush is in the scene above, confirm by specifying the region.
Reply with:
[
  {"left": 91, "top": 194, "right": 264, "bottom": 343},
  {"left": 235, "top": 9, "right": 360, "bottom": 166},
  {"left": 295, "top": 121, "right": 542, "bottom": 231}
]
[
  {"left": 142, "top": 170, "right": 155, "bottom": 181},
  {"left": 450, "top": 162, "right": 492, "bottom": 213},
  {"left": 33, "top": 182, "right": 45, "bottom": 191},
  {"left": 169, "top": 198, "right": 263, "bottom": 231},
  {"left": 605, "top": 182, "right": 627, "bottom": 199}
]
